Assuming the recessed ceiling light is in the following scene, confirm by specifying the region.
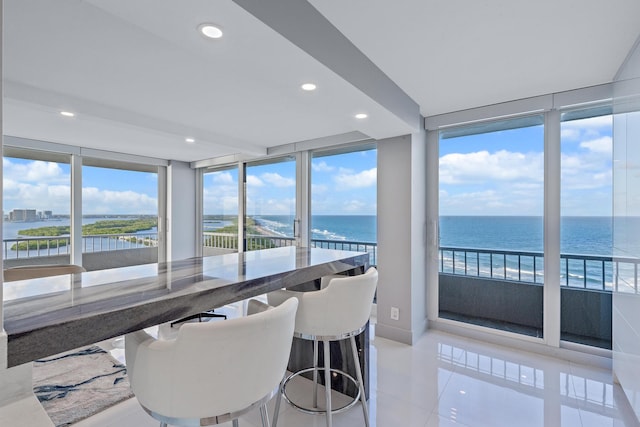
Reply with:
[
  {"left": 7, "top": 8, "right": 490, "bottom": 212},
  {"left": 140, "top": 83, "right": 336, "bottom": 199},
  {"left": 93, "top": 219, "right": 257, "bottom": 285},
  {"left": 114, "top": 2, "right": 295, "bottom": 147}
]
[
  {"left": 60, "top": 111, "right": 75, "bottom": 117},
  {"left": 355, "top": 113, "right": 368, "bottom": 119},
  {"left": 199, "top": 24, "right": 223, "bottom": 39},
  {"left": 301, "top": 83, "right": 317, "bottom": 91},
  {"left": 185, "top": 138, "right": 195, "bottom": 143}
]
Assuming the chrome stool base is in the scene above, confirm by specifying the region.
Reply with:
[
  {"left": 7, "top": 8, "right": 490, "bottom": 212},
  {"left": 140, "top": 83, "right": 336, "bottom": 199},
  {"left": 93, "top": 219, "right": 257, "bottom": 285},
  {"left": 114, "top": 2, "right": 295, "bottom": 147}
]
[{"left": 282, "top": 367, "right": 361, "bottom": 415}]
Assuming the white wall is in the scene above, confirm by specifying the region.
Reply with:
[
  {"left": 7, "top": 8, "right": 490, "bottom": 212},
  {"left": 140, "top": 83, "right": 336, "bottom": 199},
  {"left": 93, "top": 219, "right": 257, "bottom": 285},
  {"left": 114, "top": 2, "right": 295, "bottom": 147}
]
[
  {"left": 376, "top": 132, "right": 428, "bottom": 344},
  {"left": 613, "top": 36, "right": 640, "bottom": 421},
  {"left": 166, "top": 161, "right": 197, "bottom": 261}
]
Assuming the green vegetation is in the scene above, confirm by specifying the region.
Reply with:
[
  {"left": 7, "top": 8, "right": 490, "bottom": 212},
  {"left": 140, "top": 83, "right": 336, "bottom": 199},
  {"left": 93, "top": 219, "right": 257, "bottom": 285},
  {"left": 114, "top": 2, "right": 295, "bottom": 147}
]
[
  {"left": 205, "top": 217, "right": 277, "bottom": 250},
  {"left": 11, "top": 218, "right": 158, "bottom": 250},
  {"left": 12, "top": 239, "right": 68, "bottom": 251}
]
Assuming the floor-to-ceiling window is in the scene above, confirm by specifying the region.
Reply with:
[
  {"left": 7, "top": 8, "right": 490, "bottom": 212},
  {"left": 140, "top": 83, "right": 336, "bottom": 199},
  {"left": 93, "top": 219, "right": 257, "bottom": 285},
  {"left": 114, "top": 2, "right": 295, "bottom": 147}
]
[
  {"left": 560, "top": 109, "right": 613, "bottom": 349},
  {"left": 81, "top": 158, "right": 159, "bottom": 269},
  {"left": 310, "top": 145, "right": 377, "bottom": 265},
  {"left": 438, "top": 115, "right": 545, "bottom": 337},
  {"left": 2, "top": 147, "right": 72, "bottom": 268},
  {"left": 202, "top": 165, "right": 239, "bottom": 255},
  {"left": 244, "top": 156, "right": 296, "bottom": 251}
]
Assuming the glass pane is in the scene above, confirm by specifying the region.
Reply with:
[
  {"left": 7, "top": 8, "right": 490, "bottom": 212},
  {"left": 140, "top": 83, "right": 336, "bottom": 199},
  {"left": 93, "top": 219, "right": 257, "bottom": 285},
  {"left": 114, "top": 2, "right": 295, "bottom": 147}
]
[
  {"left": 560, "top": 114, "right": 613, "bottom": 349},
  {"left": 3, "top": 153, "right": 71, "bottom": 267},
  {"left": 245, "top": 157, "right": 296, "bottom": 251},
  {"left": 203, "top": 166, "right": 239, "bottom": 254},
  {"left": 439, "top": 116, "right": 545, "bottom": 338},
  {"left": 82, "top": 164, "right": 158, "bottom": 269},
  {"left": 311, "top": 148, "right": 377, "bottom": 265}
]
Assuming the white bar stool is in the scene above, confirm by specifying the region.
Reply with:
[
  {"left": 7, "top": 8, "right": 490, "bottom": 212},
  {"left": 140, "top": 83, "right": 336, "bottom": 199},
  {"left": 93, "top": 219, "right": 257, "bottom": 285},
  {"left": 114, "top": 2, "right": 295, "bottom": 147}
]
[{"left": 268, "top": 267, "right": 378, "bottom": 427}]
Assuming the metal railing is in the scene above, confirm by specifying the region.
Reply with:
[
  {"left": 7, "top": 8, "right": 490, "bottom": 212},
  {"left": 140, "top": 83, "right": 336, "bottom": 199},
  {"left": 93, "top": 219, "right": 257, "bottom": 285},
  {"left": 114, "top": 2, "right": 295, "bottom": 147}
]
[
  {"left": 311, "top": 239, "right": 377, "bottom": 266},
  {"left": 439, "top": 246, "right": 640, "bottom": 292},
  {"left": 202, "top": 232, "right": 378, "bottom": 265},
  {"left": 3, "top": 233, "right": 158, "bottom": 259}
]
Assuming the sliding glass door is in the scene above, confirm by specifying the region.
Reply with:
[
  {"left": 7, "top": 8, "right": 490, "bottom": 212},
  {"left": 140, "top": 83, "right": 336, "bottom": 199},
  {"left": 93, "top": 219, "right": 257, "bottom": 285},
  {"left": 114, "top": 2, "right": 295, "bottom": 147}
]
[{"left": 244, "top": 156, "right": 297, "bottom": 251}]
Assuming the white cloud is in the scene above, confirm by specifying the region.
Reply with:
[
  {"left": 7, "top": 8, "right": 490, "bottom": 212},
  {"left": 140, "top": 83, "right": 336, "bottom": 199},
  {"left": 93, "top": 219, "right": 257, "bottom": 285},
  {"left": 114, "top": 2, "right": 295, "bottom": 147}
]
[
  {"left": 246, "top": 175, "right": 264, "bottom": 187},
  {"left": 342, "top": 199, "right": 366, "bottom": 212},
  {"left": 440, "top": 150, "right": 543, "bottom": 184},
  {"left": 580, "top": 136, "right": 612, "bottom": 154},
  {"left": 312, "top": 161, "right": 335, "bottom": 173},
  {"left": 334, "top": 168, "right": 377, "bottom": 189},
  {"left": 261, "top": 172, "right": 295, "bottom": 187},
  {"left": 210, "top": 171, "right": 234, "bottom": 184},
  {"left": 82, "top": 187, "right": 157, "bottom": 214},
  {"left": 3, "top": 159, "right": 68, "bottom": 183}
]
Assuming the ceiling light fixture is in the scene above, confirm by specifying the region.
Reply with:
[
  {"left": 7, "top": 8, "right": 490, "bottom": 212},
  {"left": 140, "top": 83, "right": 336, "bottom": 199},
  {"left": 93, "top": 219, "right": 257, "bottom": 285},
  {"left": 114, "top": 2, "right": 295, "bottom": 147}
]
[
  {"left": 60, "top": 111, "right": 75, "bottom": 117},
  {"left": 199, "top": 24, "right": 223, "bottom": 39},
  {"left": 355, "top": 113, "right": 368, "bottom": 119},
  {"left": 185, "top": 138, "right": 195, "bottom": 143},
  {"left": 301, "top": 83, "right": 317, "bottom": 91}
]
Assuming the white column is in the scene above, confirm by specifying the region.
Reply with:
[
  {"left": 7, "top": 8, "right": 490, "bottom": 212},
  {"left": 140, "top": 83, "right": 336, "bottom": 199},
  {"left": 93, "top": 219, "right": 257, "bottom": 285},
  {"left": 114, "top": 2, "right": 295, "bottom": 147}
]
[
  {"left": 376, "top": 132, "right": 428, "bottom": 344},
  {"left": 194, "top": 168, "right": 203, "bottom": 257},
  {"left": 238, "top": 161, "right": 246, "bottom": 253},
  {"left": 70, "top": 155, "right": 83, "bottom": 266},
  {"left": 426, "top": 129, "right": 440, "bottom": 321},
  {"left": 544, "top": 109, "right": 561, "bottom": 347},
  {"left": 157, "top": 166, "right": 168, "bottom": 263},
  {"left": 296, "top": 151, "right": 310, "bottom": 247},
  {"left": 166, "top": 161, "right": 197, "bottom": 261}
]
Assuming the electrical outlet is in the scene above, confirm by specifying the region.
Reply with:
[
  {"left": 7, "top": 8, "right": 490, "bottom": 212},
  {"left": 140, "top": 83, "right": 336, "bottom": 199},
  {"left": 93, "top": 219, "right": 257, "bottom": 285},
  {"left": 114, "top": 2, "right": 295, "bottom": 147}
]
[{"left": 390, "top": 306, "right": 399, "bottom": 320}]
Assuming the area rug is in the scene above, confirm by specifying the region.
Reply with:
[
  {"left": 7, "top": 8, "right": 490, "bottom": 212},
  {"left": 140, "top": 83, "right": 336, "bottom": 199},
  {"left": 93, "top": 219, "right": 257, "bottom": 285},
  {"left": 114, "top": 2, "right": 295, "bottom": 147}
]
[{"left": 33, "top": 345, "right": 134, "bottom": 427}]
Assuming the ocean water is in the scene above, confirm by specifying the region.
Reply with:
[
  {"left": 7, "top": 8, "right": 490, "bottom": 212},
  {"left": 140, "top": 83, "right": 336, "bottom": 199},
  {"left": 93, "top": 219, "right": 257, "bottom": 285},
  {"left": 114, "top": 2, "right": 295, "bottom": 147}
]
[
  {"left": 439, "top": 216, "right": 613, "bottom": 255},
  {"left": 253, "top": 215, "right": 377, "bottom": 243}
]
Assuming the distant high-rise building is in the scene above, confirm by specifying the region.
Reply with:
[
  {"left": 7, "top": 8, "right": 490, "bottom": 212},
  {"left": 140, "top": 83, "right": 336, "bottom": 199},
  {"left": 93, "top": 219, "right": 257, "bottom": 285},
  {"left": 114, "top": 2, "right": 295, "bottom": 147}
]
[{"left": 9, "top": 209, "right": 38, "bottom": 222}]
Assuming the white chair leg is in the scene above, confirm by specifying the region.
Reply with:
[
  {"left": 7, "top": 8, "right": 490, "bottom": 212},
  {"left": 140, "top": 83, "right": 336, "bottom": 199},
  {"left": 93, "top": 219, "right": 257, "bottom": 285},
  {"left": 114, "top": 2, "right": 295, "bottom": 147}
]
[
  {"left": 232, "top": 419, "right": 239, "bottom": 427},
  {"left": 350, "top": 336, "right": 370, "bottom": 427},
  {"left": 323, "top": 340, "right": 332, "bottom": 427},
  {"left": 272, "top": 376, "right": 285, "bottom": 427},
  {"left": 313, "top": 338, "right": 319, "bottom": 408},
  {"left": 260, "top": 403, "right": 271, "bottom": 427}
]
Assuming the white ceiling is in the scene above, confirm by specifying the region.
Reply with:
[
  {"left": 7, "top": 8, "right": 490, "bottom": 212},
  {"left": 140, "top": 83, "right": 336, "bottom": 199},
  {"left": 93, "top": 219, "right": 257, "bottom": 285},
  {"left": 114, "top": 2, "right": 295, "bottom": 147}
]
[{"left": 3, "top": 0, "right": 640, "bottom": 163}]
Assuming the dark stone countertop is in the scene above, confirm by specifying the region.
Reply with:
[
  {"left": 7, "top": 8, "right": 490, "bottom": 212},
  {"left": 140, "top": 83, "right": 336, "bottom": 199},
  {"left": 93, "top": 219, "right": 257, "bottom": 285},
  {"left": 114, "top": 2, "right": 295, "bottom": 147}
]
[{"left": 3, "top": 246, "right": 369, "bottom": 367}]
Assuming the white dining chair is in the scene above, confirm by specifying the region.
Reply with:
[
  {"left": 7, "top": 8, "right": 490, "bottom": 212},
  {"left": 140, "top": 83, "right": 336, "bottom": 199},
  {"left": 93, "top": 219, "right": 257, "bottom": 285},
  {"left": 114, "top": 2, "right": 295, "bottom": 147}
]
[{"left": 125, "top": 297, "right": 298, "bottom": 427}]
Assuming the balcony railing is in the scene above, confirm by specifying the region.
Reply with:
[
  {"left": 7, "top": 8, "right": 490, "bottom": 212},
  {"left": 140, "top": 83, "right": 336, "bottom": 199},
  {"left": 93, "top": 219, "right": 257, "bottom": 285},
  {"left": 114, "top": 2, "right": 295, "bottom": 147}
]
[
  {"left": 202, "top": 232, "right": 378, "bottom": 266},
  {"left": 440, "top": 246, "right": 640, "bottom": 292},
  {"left": 311, "top": 239, "right": 377, "bottom": 266},
  {"left": 3, "top": 233, "right": 158, "bottom": 259}
]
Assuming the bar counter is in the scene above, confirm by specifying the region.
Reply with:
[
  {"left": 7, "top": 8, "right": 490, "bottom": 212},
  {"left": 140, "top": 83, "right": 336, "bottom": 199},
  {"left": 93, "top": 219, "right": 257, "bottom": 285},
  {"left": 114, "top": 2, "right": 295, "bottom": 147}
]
[{"left": 3, "top": 246, "right": 369, "bottom": 367}]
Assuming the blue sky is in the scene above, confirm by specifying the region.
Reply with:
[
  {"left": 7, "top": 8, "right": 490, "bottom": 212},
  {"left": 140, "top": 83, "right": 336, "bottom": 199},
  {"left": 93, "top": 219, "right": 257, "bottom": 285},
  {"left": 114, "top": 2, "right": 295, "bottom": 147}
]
[{"left": 440, "top": 115, "right": 612, "bottom": 216}]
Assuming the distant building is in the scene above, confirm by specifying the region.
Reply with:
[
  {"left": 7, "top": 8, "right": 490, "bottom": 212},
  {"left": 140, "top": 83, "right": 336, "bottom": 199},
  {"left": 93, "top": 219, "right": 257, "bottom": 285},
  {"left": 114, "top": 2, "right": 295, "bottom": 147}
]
[{"left": 9, "top": 209, "right": 38, "bottom": 222}]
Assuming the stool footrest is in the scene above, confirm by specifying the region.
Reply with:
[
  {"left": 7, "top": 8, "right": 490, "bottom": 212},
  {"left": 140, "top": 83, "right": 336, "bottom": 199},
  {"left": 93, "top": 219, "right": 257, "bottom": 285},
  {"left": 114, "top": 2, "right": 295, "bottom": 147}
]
[{"left": 282, "top": 367, "right": 361, "bottom": 415}]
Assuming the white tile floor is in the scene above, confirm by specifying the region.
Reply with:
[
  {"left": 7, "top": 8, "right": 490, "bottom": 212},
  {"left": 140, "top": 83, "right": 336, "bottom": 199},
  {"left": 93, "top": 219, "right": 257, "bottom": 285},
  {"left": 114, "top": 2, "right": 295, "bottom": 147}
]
[{"left": 74, "top": 304, "right": 639, "bottom": 427}]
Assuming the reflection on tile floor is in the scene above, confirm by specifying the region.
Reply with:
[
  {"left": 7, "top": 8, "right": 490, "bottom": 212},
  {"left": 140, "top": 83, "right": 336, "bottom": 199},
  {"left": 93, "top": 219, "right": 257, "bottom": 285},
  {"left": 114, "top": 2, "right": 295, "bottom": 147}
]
[{"left": 76, "top": 304, "right": 639, "bottom": 427}]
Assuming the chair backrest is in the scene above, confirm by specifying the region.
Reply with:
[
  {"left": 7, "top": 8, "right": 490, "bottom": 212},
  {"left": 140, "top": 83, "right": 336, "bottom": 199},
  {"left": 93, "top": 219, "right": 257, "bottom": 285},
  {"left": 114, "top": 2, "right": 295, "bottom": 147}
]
[
  {"left": 295, "top": 267, "right": 378, "bottom": 337},
  {"left": 3, "top": 264, "right": 86, "bottom": 282},
  {"left": 126, "top": 297, "right": 298, "bottom": 420}
]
